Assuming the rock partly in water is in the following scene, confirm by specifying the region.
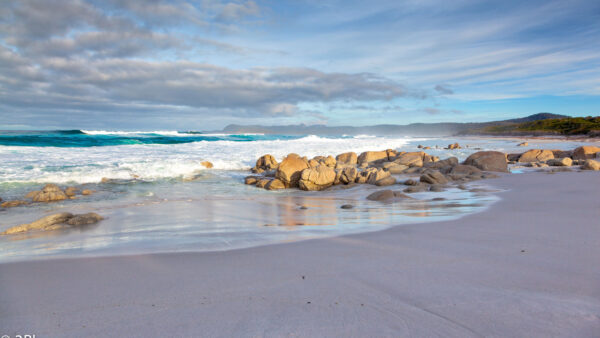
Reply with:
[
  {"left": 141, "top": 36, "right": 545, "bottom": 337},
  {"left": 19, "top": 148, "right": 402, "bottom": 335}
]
[
  {"left": 244, "top": 176, "right": 260, "bottom": 185},
  {"left": 374, "top": 176, "right": 397, "bottom": 186},
  {"left": 65, "top": 187, "right": 78, "bottom": 197},
  {"left": 265, "top": 179, "right": 286, "bottom": 190},
  {"left": 517, "top": 142, "right": 528, "bottom": 147},
  {"left": 420, "top": 170, "right": 449, "bottom": 185},
  {"left": 463, "top": 151, "right": 508, "bottom": 172},
  {"left": 275, "top": 154, "right": 310, "bottom": 188},
  {"left": 547, "top": 158, "right": 573, "bottom": 167},
  {"left": 31, "top": 184, "right": 68, "bottom": 203},
  {"left": 255, "top": 178, "right": 271, "bottom": 189},
  {"left": 581, "top": 159, "right": 600, "bottom": 171},
  {"left": 340, "top": 204, "right": 354, "bottom": 209},
  {"left": 446, "top": 142, "right": 461, "bottom": 150},
  {"left": 65, "top": 213, "right": 104, "bottom": 226},
  {"left": 572, "top": 146, "right": 600, "bottom": 160},
  {"left": 253, "top": 154, "right": 278, "bottom": 172},
  {"left": 366, "top": 168, "right": 391, "bottom": 185},
  {"left": 1, "top": 212, "right": 104, "bottom": 235},
  {"left": 1, "top": 200, "right": 29, "bottom": 208},
  {"left": 299, "top": 165, "right": 336, "bottom": 191},
  {"left": 81, "top": 189, "right": 93, "bottom": 195},
  {"left": 518, "top": 149, "right": 554, "bottom": 163},
  {"left": 201, "top": 161, "right": 214, "bottom": 169},
  {"left": 366, "top": 190, "right": 412, "bottom": 202}
]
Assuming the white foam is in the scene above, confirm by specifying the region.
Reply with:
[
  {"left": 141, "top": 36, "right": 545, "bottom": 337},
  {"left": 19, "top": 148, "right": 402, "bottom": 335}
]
[{"left": 0, "top": 135, "right": 414, "bottom": 184}]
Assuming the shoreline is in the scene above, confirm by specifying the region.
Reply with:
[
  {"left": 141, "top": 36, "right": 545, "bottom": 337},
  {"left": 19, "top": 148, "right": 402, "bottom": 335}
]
[{"left": 2, "top": 171, "right": 599, "bottom": 336}]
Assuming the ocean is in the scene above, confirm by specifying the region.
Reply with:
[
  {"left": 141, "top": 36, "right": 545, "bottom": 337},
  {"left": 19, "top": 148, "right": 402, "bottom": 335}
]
[{"left": 0, "top": 130, "right": 586, "bottom": 262}]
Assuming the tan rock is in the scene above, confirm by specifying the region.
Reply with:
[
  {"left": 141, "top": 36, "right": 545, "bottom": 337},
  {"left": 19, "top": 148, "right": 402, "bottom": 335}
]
[
  {"left": 518, "top": 149, "right": 554, "bottom": 162},
  {"left": 308, "top": 159, "right": 320, "bottom": 168},
  {"left": 463, "top": 151, "right": 508, "bottom": 172},
  {"left": 256, "top": 178, "right": 271, "bottom": 189},
  {"left": 244, "top": 176, "right": 260, "bottom": 185},
  {"left": 517, "top": 142, "right": 528, "bottom": 147},
  {"left": 366, "top": 168, "right": 391, "bottom": 184},
  {"left": 201, "top": 161, "right": 213, "bottom": 169},
  {"left": 572, "top": 146, "right": 600, "bottom": 160},
  {"left": 324, "top": 155, "right": 336, "bottom": 167},
  {"left": 275, "top": 154, "right": 309, "bottom": 188},
  {"left": 357, "top": 151, "right": 388, "bottom": 165},
  {"left": 547, "top": 158, "right": 573, "bottom": 167},
  {"left": 581, "top": 159, "right": 600, "bottom": 171},
  {"left": 25, "top": 190, "right": 40, "bottom": 199},
  {"left": 81, "top": 189, "right": 93, "bottom": 195},
  {"left": 366, "top": 190, "right": 412, "bottom": 201},
  {"left": 446, "top": 142, "right": 461, "bottom": 150},
  {"left": 254, "top": 154, "right": 278, "bottom": 171},
  {"left": 375, "top": 176, "right": 397, "bottom": 186},
  {"left": 339, "top": 167, "right": 358, "bottom": 184},
  {"left": 449, "top": 164, "right": 482, "bottom": 176},
  {"left": 1, "top": 212, "right": 73, "bottom": 235},
  {"left": 394, "top": 152, "right": 427, "bottom": 167},
  {"left": 65, "top": 187, "right": 78, "bottom": 197},
  {"left": 336, "top": 152, "right": 358, "bottom": 165},
  {"left": 265, "top": 179, "right": 286, "bottom": 190},
  {"left": 1, "top": 200, "right": 29, "bottom": 208},
  {"left": 32, "top": 184, "right": 68, "bottom": 202},
  {"left": 299, "top": 165, "right": 336, "bottom": 191}
]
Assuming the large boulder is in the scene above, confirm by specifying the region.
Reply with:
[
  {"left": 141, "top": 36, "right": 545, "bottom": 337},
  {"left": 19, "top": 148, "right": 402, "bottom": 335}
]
[
  {"left": 449, "top": 164, "right": 482, "bottom": 176},
  {"left": 375, "top": 176, "right": 397, "bottom": 186},
  {"left": 393, "top": 151, "right": 436, "bottom": 167},
  {"left": 581, "top": 159, "right": 600, "bottom": 171},
  {"left": 265, "top": 179, "right": 286, "bottom": 190},
  {"left": 518, "top": 149, "right": 554, "bottom": 163},
  {"left": 572, "top": 146, "right": 600, "bottom": 160},
  {"left": 358, "top": 151, "right": 388, "bottom": 165},
  {"left": 420, "top": 170, "right": 449, "bottom": 185},
  {"left": 338, "top": 167, "right": 358, "bottom": 184},
  {"left": 275, "top": 154, "right": 309, "bottom": 188},
  {"left": 336, "top": 152, "right": 358, "bottom": 165},
  {"left": 463, "top": 151, "right": 508, "bottom": 172},
  {"left": 31, "top": 184, "right": 68, "bottom": 202},
  {"left": 424, "top": 157, "right": 458, "bottom": 173},
  {"left": 387, "top": 164, "right": 408, "bottom": 174},
  {"left": 366, "top": 168, "right": 391, "bottom": 184},
  {"left": 299, "top": 165, "right": 336, "bottom": 191}
]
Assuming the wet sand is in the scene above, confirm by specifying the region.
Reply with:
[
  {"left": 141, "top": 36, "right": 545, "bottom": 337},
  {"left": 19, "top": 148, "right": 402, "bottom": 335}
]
[{"left": 1, "top": 171, "right": 599, "bottom": 337}]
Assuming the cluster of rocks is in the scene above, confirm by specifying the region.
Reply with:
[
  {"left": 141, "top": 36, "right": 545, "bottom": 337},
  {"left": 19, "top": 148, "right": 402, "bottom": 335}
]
[
  {"left": 508, "top": 145, "right": 600, "bottom": 171},
  {"left": 0, "top": 184, "right": 93, "bottom": 209},
  {"left": 245, "top": 149, "right": 508, "bottom": 192},
  {"left": 1, "top": 212, "right": 104, "bottom": 235}
]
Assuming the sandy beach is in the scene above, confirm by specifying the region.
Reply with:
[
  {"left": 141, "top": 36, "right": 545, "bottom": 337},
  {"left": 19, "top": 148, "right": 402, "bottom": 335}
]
[{"left": 1, "top": 171, "right": 599, "bottom": 337}]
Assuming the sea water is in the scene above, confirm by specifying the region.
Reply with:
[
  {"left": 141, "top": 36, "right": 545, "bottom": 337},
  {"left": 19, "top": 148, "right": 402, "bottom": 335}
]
[{"left": 0, "top": 130, "right": 589, "bottom": 262}]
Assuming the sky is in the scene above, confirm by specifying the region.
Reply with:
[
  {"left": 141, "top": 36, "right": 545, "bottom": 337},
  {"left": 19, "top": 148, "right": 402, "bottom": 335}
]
[{"left": 0, "top": 0, "right": 599, "bottom": 130}]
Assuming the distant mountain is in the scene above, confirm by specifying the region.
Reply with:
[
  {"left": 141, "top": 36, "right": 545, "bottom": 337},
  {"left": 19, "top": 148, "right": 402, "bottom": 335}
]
[{"left": 221, "top": 113, "right": 586, "bottom": 136}]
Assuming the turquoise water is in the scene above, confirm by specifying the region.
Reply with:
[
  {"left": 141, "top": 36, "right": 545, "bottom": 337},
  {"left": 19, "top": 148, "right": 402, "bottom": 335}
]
[{"left": 0, "top": 130, "right": 303, "bottom": 147}]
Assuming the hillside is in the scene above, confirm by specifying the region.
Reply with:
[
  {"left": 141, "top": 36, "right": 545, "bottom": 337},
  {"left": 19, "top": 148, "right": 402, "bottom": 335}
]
[{"left": 467, "top": 116, "right": 600, "bottom": 136}]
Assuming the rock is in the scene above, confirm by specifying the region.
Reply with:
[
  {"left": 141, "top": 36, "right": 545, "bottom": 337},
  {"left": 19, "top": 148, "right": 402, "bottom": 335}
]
[
  {"left": 507, "top": 153, "right": 521, "bottom": 162},
  {"left": 446, "top": 142, "right": 461, "bottom": 150},
  {"left": 308, "top": 159, "right": 320, "bottom": 168},
  {"left": 423, "top": 146, "right": 431, "bottom": 150},
  {"left": 340, "top": 204, "right": 354, "bottom": 209},
  {"left": 463, "top": 151, "right": 508, "bottom": 172},
  {"left": 517, "top": 142, "right": 528, "bottom": 147},
  {"left": 1, "top": 200, "right": 29, "bottom": 208},
  {"left": 339, "top": 167, "right": 358, "bottom": 184},
  {"left": 387, "top": 164, "right": 408, "bottom": 174},
  {"left": 201, "top": 161, "right": 213, "bottom": 169},
  {"left": 547, "top": 158, "right": 573, "bottom": 167},
  {"left": 420, "top": 170, "right": 449, "bottom": 185},
  {"left": 403, "top": 179, "right": 419, "bottom": 186},
  {"left": 429, "top": 185, "right": 445, "bottom": 192},
  {"left": 518, "top": 149, "right": 554, "bottom": 162},
  {"left": 336, "top": 152, "right": 358, "bottom": 165},
  {"left": 324, "top": 155, "right": 336, "bottom": 167},
  {"left": 1, "top": 212, "right": 74, "bottom": 235},
  {"left": 265, "top": 179, "right": 286, "bottom": 190},
  {"left": 375, "top": 176, "right": 397, "bottom": 186},
  {"left": 551, "top": 150, "right": 571, "bottom": 158},
  {"left": 31, "top": 184, "right": 68, "bottom": 202},
  {"left": 81, "top": 189, "right": 93, "bottom": 195},
  {"left": 254, "top": 154, "right": 278, "bottom": 171},
  {"left": 394, "top": 152, "right": 426, "bottom": 167},
  {"left": 357, "top": 151, "right": 388, "bottom": 165},
  {"left": 386, "top": 149, "right": 399, "bottom": 159},
  {"left": 244, "top": 176, "right": 260, "bottom": 185},
  {"left": 581, "top": 159, "right": 600, "bottom": 171},
  {"left": 65, "top": 213, "right": 104, "bottom": 226},
  {"left": 275, "top": 154, "right": 309, "bottom": 188},
  {"left": 256, "top": 178, "right": 271, "bottom": 188},
  {"left": 424, "top": 157, "right": 458, "bottom": 172},
  {"left": 100, "top": 177, "right": 112, "bottom": 183},
  {"left": 366, "top": 168, "right": 391, "bottom": 184},
  {"left": 366, "top": 190, "right": 412, "bottom": 201},
  {"left": 417, "top": 144, "right": 423, "bottom": 149},
  {"left": 449, "top": 164, "right": 482, "bottom": 176},
  {"left": 299, "top": 165, "right": 336, "bottom": 191},
  {"left": 572, "top": 146, "right": 600, "bottom": 160},
  {"left": 403, "top": 186, "right": 427, "bottom": 193},
  {"left": 65, "top": 187, "right": 78, "bottom": 197}
]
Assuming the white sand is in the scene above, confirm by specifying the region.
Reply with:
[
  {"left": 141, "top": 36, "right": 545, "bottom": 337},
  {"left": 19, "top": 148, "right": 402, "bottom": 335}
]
[{"left": 1, "top": 171, "right": 599, "bottom": 337}]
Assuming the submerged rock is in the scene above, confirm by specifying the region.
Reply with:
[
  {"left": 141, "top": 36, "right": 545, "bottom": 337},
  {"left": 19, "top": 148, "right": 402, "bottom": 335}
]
[
  {"left": 1, "top": 200, "right": 29, "bottom": 208},
  {"left": 366, "top": 190, "right": 412, "bottom": 201},
  {"left": 1, "top": 212, "right": 103, "bottom": 235},
  {"left": 65, "top": 213, "right": 104, "bottom": 226}
]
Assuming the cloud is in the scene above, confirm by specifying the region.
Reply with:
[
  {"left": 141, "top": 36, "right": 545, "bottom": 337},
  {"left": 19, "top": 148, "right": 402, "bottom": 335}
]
[{"left": 434, "top": 84, "right": 453, "bottom": 95}]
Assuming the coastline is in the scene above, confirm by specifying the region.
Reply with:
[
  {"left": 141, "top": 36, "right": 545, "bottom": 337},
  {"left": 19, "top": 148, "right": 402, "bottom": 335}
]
[{"left": 2, "top": 171, "right": 599, "bottom": 336}]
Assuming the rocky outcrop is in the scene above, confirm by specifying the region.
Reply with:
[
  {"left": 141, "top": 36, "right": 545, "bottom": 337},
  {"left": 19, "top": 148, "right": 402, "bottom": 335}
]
[
  {"left": 581, "top": 159, "right": 600, "bottom": 171},
  {"left": 572, "top": 146, "right": 600, "bottom": 160},
  {"left": 366, "top": 190, "right": 412, "bottom": 202},
  {"left": 420, "top": 170, "right": 449, "bottom": 185},
  {"left": 463, "top": 151, "right": 508, "bottom": 172},
  {"left": 547, "top": 158, "right": 573, "bottom": 167},
  {"left": 518, "top": 149, "right": 554, "bottom": 162},
  {"left": 30, "top": 184, "right": 68, "bottom": 203},
  {"left": 1, "top": 212, "right": 103, "bottom": 235},
  {"left": 275, "top": 154, "right": 309, "bottom": 188},
  {"left": 298, "top": 165, "right": 336, "bottom": 191}
]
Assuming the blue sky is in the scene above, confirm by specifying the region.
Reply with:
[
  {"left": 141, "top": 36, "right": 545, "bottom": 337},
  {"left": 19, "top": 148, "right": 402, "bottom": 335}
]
[{"left": 0, "top": 0, "right": 599, "bottom": 130}]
